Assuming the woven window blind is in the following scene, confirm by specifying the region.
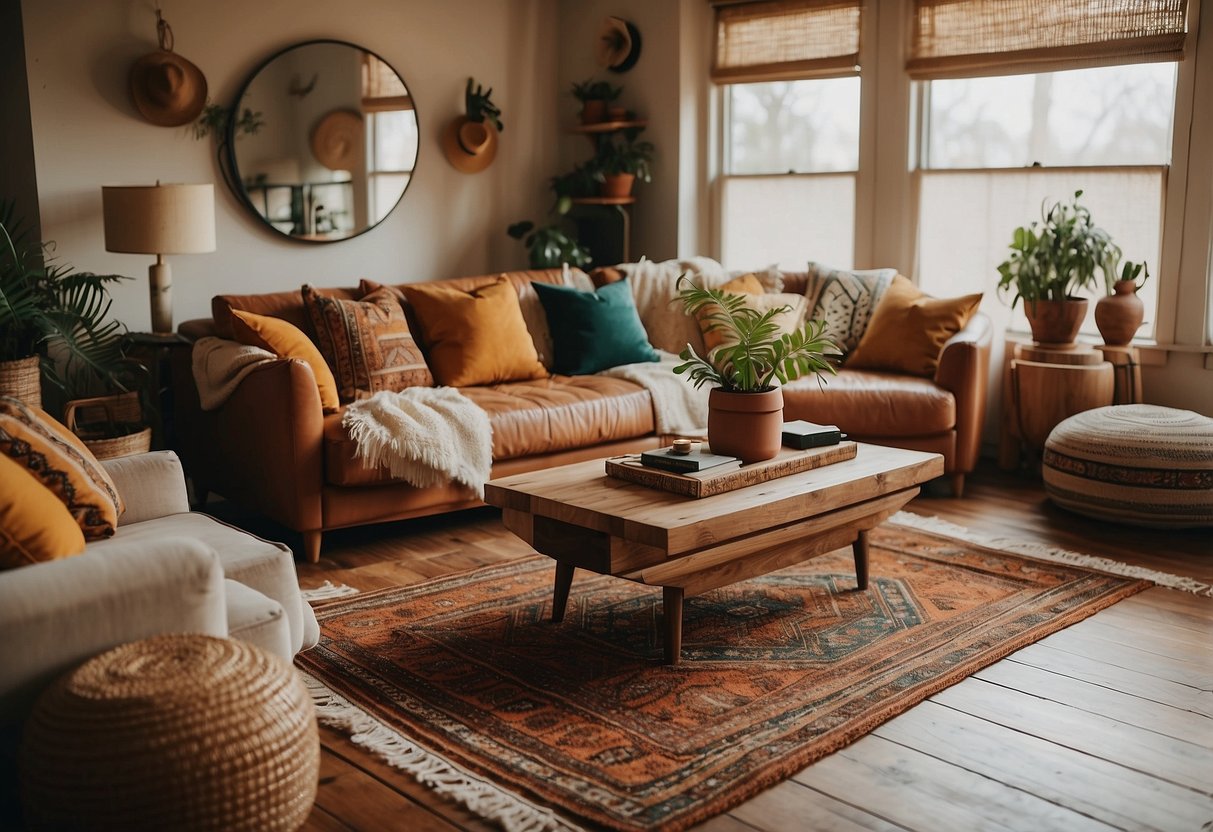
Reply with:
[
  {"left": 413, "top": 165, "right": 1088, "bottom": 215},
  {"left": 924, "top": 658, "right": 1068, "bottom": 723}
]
[
  {"left": 362, "top": 54, "right": 413, "bottom": 112},
  {"left": 712, "top": 0, "right": 862, "bottom": 84},
  {"left": 908, "top": 0, "right": 1188, "bottom": 79}
]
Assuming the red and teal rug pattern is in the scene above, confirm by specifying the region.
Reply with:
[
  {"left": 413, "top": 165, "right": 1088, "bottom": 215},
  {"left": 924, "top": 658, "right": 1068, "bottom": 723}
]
[{"left": 297, "top": 523, "right": 1151, "bottom": 832}]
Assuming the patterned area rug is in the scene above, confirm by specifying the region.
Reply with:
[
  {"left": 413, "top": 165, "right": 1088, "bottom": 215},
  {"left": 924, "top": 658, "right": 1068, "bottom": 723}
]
[{"left": 298, "top": 523, "right": 1151, "bottom": 832}]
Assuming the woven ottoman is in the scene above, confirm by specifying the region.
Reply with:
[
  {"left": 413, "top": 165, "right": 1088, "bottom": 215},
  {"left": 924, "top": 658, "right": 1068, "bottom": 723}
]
[
  {"left": 20, "top": 634, "right": 319, "bottom": 831},
  {"left": 1042, "top": 404, "right": 1213, "bottom": 528}
]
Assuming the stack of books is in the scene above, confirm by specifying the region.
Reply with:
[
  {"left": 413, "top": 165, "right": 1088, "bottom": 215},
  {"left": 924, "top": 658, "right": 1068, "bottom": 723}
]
[
  {"left": 639, "top": 446, "right": 740, "bottom": 474},
  {"left": 781, "top": 420, "right": 843, "bottom": 449}
]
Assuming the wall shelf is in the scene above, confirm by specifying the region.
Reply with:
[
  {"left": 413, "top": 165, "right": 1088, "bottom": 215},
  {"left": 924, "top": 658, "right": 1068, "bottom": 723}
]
[
  {"left": 570, "top": 119, "right": 647, "bottom": 134},
  {"left": 571, "top": 196, "right": 635, "bottom": 206}
]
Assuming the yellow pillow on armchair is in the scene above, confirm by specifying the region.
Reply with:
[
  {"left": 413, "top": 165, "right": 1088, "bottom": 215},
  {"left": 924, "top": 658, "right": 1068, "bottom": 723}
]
[
  {"left": 845, "top": 275, "right": 982, "bottom": 377},
  {"left": 0, "top": 452, "right": 86, "bottom": 570}
]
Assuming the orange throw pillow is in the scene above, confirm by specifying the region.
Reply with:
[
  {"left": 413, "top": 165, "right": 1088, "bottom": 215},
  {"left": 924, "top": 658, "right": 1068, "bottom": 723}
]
[
  {"left": 229, "top": 309, "right": 341, "bottom": 412},
  {"left": 0, "top": 452, "right": 86, "bottom": 569},
  {"left": 304, "top": 285, "right": 433, "bottom": 401},
  {"left": 695, "top": 275, "right": 807, "bottom": 354},
  {"left": 401, "top": 277, "right": 547, "bottom": 387},
  {"left": 0, "top": 397, "right": 123, "bottom": 540},
  {"left": 845, "top": 275, "right": 982, "bottom": 377}
]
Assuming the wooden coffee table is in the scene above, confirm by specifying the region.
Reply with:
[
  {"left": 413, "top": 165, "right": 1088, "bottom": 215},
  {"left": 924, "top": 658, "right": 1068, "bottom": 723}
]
[{"left": 484, "top": 443, "right": 943, "bottom": 663}]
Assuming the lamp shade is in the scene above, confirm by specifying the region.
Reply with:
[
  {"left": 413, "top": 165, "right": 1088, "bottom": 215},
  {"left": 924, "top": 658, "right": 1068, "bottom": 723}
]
[{"left": 102, "top": 183, "right": 216, "bottom": 254}]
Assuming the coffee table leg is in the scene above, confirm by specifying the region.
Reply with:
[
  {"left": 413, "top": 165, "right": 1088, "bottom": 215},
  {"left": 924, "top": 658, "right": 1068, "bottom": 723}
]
[
  {"left": 552, "top": 563, "right": 575, "bottom": 623},
  {"left": 853, "top": 529, "right": 869, "bottom": 591},
  {"left": 663, "top": 586, "right": 684, "bottom": 665}
]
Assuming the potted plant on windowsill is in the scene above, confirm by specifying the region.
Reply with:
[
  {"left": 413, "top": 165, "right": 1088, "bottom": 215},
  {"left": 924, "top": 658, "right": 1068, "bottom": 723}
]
[
  {"left": 673, "top": 276, "right": 838, "bottom": 463},
  {"left": 1095, "top": 259, "right": 1148, "bottom": 346},
  {"left": 571, "top": 79, "right": 622, "bottom": 125},
  {"left": 996, "top": 190, "right": 1121, "bottom": 346}
]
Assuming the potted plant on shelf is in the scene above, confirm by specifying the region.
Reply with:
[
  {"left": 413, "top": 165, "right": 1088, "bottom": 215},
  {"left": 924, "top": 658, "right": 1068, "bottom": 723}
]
[
  {"left": 594, "top": 136, "right": 653, "bottom": 199},
  {"left": 571, "top": 79, "right": 622, "bottom": 125},
  {"left": 1095, "top": 259, "right": 1148, "bottom": 346},
  {"left": 996, "top": 190, "right": 1121, "bottom": 346},
  {"left": 673, "top": 276, "right": 838, "bottom": 463},
  {"left": 506, "top": 164, "right": 599, "bottom": 268}
]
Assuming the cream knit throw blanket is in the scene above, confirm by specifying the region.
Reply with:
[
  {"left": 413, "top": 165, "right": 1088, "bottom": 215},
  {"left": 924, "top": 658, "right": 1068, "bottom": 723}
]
[
  {"left": 341, "top": 388, "right": 493, "bottom": 498},
  {"left": 191, "top": 336, "right": 277, "bottom": 411},
  {"left": 601, "top": 350, "right": 709, "bottom": 438}
]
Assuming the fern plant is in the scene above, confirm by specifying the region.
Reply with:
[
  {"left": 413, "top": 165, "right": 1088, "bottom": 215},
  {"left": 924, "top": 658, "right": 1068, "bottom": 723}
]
[{"left": 672, "top": 276, "right": 838, "bottom": 393}]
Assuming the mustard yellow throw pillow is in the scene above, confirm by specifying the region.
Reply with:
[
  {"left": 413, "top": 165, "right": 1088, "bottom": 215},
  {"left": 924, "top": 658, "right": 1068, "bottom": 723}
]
[
  {"left": 401, "top": 277, "right": 547, "bottom": 387},
  {"left": 229, "top": 309, "right": 341, "bottom": 412},
  {"left": 0, "top": 452, "right": 86, "bottom": 569},
  {"left": 845, "top": 275, "right": 982, "bottom": 377},
  {"left": 695, "top": 278, "right": 809, "bottom": 355},
  {"left": 0, "top": 397, "right": 123, "bottom": 541}
]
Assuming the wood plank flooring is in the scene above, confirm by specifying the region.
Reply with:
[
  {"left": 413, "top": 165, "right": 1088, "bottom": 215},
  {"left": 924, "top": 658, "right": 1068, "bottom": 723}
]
[{"left": 276, "top": 463, "right": 1211, "bottom": 832}]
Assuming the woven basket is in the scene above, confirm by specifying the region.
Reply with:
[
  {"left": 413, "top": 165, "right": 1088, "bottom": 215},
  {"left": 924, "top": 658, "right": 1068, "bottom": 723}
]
[
  {"left": 63, "top": 391, "right": 152, "bottom": 459},
  {"left": 20, "top": 634, "right": 320, "bottom": 831},
  {"left": 0, "top": 355, "right": 42, "bottom": 409}
]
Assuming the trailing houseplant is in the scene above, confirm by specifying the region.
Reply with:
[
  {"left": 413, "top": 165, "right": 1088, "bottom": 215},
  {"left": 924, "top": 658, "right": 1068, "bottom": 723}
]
[
  {"left": 673, "top": 276, "right": 838, "bottom": 462},
  {"left": 996, "top": 190, "right": 1121, "bottom": 345}
]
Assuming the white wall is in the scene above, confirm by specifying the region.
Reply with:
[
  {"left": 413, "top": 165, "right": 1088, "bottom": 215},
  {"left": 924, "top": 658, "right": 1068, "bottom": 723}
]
[{"left": 22, "top": 0, "right": 559, "bottom": 333}]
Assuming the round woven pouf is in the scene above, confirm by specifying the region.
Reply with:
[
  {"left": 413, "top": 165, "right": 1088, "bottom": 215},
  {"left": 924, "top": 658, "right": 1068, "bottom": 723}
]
[
  {"left": 20, "top": 634, "right": 319, "bottom": 831},
  {"left": 1042, "top": 404, "right": 1213, "bottom": 528}
]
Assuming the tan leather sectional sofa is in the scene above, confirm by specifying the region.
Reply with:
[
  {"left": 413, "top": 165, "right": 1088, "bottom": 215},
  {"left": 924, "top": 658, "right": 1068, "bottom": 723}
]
[{"left": 175, "top": 267, "right": 991, "bottom": 562}]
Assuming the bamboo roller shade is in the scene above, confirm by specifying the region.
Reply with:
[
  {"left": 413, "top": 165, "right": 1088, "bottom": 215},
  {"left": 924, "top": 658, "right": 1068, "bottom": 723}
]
[{"left": 712, "top": 0, "right": 862, "bottom": 83}]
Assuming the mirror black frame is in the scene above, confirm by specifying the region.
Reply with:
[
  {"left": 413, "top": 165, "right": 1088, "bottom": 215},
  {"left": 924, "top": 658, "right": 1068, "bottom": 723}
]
[{"left": 224, "top": 38, "right": 419, "bottom": 244}]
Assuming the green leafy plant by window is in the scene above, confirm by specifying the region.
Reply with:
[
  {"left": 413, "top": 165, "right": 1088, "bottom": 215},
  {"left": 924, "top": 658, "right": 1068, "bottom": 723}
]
[{"left": 672, "top": 276, "right": 838, "bottom": 393}]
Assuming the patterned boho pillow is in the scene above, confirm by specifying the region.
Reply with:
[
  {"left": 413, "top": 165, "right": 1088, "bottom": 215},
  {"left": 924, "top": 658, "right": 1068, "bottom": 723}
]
[
  {"left": 0, "top": 452, "right": 87, "bottom": 569},
  {"left": 803, "top": 262, "right": 898, "bottom": 355},
  {"left": 303, "top": 284, "right": 433, "bottom": 401},
  {"left": 0, "top": 396, "right": 123, "bottom": 540}
]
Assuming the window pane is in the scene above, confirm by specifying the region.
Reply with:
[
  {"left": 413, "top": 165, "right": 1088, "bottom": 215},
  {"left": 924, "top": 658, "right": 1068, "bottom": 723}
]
[
  {"left": 727, "top": 78, "right": 860, "bottom": 174},
  {"left": 721, "top": 174, "right": 855, "bottom": 270},
  {"left": 371, "top": 111, "right": 419, "bottom": 172},
  {"left": 370, "top": 173, "right": 410, "bottom": 223},
  {"left": 926, "top": 63, "right": 1176, "bottom": 169},
  {"left": 917, "top": 169, "right": 1163, "bottom": 339}
]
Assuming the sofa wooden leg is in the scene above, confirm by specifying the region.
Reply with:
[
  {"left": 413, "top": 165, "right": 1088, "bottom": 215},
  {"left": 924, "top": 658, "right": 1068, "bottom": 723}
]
[
  {"left": 950, "top": 473, "right": 966, "bottom": 498},
  {"left": 302, "top": 531, "right": 322, "bottom": 563}
]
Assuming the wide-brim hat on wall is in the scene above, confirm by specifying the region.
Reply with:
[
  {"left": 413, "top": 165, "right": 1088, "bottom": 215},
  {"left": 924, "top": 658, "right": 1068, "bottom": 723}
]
[
  {"left": 311, "top": 109, "right": 364, "bottom": 171},
  {"left": 442, "top": 117, "right": 498, "bottom": 174},
  {"left": 596, "top": 16, "right": 642, "bottom": 73},
  {"left": 129, "top": 50, "right": 208, "bottom": 127}
]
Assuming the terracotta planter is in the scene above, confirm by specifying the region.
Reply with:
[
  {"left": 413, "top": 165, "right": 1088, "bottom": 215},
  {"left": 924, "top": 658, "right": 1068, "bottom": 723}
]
[
  {"left": 1095, "top": 281, "right": 1145, "bottom": 346},
  {"left": 580, "top": 100, "right": 607, "bottom": 125},
  {"left": 1024, "top": 298, "right": 1088, "bottom": 346},
  {"left": 0, "top": 355, "right": 42, "bottom": 409},
  {"left": 599, "top": 173, "right": 635, "bottom": 199},
  {"left": 707, "top": 387, "right": 784, "bottom": 464}
]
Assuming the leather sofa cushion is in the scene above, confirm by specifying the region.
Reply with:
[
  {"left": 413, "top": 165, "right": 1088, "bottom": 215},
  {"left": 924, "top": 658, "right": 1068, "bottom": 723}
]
[
  {"left": 324, "top": 375, "right": 654, "bottom": 486},
  {"left": 782, "top": 370, "right": 955, "bottom": 437},
  {"left": 213, "top": 286, "right": 361, "bottom": 339}
]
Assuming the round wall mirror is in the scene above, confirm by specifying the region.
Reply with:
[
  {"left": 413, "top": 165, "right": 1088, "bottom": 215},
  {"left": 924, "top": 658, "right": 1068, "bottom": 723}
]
[{"left": 227, "top": 40, "right": 418, "bottom": 243}]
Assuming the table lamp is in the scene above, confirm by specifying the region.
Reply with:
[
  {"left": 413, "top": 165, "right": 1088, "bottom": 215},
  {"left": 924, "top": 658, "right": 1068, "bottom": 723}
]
[{"left": 102, "top": 182, "right": 215, "bottom": 334}]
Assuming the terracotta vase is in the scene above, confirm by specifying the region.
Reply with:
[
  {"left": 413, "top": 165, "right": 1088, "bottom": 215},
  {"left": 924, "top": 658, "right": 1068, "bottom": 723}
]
[
  {"left": 1095, "top": 280, "right": 1145, "bottom": 346},
  {"left": 580, "top": 100, "right": 607, "bottom": 125},
  {"left": 599, "top": 173, "right": 635, "bottom": 200},
  {"left": 707, "top": 387, "right": 784, "bottom": 464},
  {"left": 1024, "top": 298, "right": 1088, "bottom": 347}
]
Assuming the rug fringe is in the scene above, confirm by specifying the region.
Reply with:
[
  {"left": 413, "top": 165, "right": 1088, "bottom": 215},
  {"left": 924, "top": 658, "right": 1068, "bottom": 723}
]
[
  {"left": 890, "top": 511, "right": 1212, "bottom": 597},
  {"left": 300, "top": 581, "right": 361, "bottom": 603},
  {"left": 300, "top": 671, "right": 586, "bottom": 832}
]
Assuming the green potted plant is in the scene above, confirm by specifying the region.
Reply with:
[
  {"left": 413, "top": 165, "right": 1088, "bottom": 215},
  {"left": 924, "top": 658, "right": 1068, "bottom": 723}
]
[
  {"left": 1095, "top": 258, "right": 1149, "bottom": 346},
  {"left": 571, "top": 79, "right": 622, "bottom": 124},
  {"left": 673, "top": 276, "right": 838, "bottom": 463},
  {"left": 594, "top": 136, "right": 653, "bottom": 199},
  {"left": 506, "top": 164, "right": 598, "bottom": 268},
  {"left": 996, "top": 190, "right": 1121, "bottom": 345},
  {"left": 0, "top": 202, "right": 149, "bottom": 450}
]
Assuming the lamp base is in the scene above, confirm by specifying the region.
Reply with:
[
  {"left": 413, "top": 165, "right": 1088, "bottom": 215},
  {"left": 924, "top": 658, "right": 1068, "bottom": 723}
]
[{"left": 148, "top": 259, "right": 173, "bottom": 335}]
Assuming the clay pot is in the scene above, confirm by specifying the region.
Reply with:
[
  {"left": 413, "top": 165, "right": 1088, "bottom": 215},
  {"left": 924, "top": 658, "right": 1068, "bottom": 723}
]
[
  {"left": 1095, "top": 280, "right": 1145, "bottom": 346},
  {"left": 580, "top": 100, "right": 607, "bottom": 124},
  {"left": 707, "top": 387, "right": 784, "bottom": 464},
  {"left": 599, "top": 173, "right": 635, "bottom": 199},
  {"left": 1024, "top": 298, "right": 1088, "bottom": 346}
]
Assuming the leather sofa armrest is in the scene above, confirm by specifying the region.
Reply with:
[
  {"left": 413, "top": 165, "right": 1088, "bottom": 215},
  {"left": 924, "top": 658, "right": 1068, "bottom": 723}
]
[
  {"left": 933, "top": 311, "right": 993, "bottom": 476},
  {"left": 0, "top": 538, "right": 227, "bottom": 723},
  {"left": 210, "top": 359, "right": 326, "bottom": 533},
  {"left": 102, "top": 451, "right": 190, "bottom": 525}
]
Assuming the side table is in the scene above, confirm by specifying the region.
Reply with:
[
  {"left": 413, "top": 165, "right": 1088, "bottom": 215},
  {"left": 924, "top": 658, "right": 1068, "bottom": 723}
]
[
  {"left": 998, "top": 340, "right": 1115, "bottom": 470},
  {"left": 123, "top": 332, "right": 192, "bottom": 452}
]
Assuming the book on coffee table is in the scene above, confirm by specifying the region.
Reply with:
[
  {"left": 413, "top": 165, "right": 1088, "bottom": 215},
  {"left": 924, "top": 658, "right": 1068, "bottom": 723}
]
[
  {"left": 640, "top": 447, "right": 740, "bottom": 474},
  {"left": 607, "top": 442, "right": 858, "bottom": 498},
  {"left": 782, "top": 420, "right": 843, "bottom": 449}
]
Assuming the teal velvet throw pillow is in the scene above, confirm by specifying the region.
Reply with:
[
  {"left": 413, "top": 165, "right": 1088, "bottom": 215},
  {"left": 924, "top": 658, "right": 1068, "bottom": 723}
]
[{"left": 533, "top": 278, "right": 659, "bottom": 374}]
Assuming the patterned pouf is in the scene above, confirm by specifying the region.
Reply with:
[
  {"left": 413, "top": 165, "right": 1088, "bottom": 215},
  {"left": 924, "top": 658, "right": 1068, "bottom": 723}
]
[{"left": 1042, "top": 404, "right": 1213, "bottom": 528}]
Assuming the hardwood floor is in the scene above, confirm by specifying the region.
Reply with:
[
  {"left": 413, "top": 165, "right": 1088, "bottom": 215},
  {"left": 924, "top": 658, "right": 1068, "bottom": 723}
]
[{"left": 280, "top": 463, "right": 1212, "bottom": 832}]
